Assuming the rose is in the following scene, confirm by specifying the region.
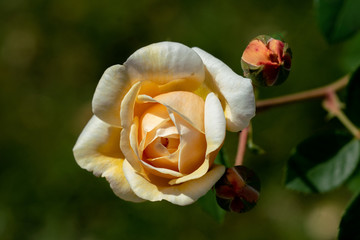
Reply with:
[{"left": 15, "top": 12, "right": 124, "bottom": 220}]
[{"left": 73, "top": 42, "right": 255, "bottom": 205}]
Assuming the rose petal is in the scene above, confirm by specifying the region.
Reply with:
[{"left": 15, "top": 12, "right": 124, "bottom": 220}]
[
  {"left": 204, "top": 92, "right": 226, "bottom": 155},
  {"left": 192, "top": 47, "right": 256, "bottom": 132},
  {"left": 120, "top": 82, "right": 143, "bottom": 171},
  {"left": 145, "top": 148, "right": 180, "bottom": 171},
  {"left": 124, "top": 42, "right": 205, "bottom": 95},
  {"left": 123, "top": 160, "right": 225, "bottom": 206},
  {"left": 267, "top": 39, "right": 284, "bottom": 63},
  {"left": 154, "top": 91, "right": 205, "bottom": 132},
  {"left": 140, "top": 104, "right": 169, "bottom": 134},
  {"left": 92, "top": 65, "right": 131, "bottom": 127},
  {"left": 169, "top": 111, "right": 207, "bottom": 174},
  {"left": 140, "top": 95, "right": 205, "bottom": 173},
  {"left": 241, "top": 39, "right": 271, "bottom": 66},
  {"left": 140, "top": 119, "right": 178, "bottom": 152},
  {"left": 140, "top": 158, "right": 183, "bottom": 179},
  {"left": 168, "top": 157, "right": 208, "bottom": 185},
  {"left": 73, "top": 115, "right": 144, "bottom": 202},
  {"left": 137, "top": 92, "right": 207, "bottom": 175},
  {"left": 137, "top": 93, "right": 204, "bottom": 133}
]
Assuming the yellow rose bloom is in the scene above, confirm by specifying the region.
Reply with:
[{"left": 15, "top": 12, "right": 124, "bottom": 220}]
[{"left": 73, "top": 42, "right": 255, "bottom": 205}]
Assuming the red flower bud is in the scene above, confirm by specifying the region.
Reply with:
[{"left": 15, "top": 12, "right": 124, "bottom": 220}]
[
  {"left": 241, "top": 35, "right": 292, "bottom": 87},
  {"left": 215, "top": 166, "right": 260, "bottom": 213}
]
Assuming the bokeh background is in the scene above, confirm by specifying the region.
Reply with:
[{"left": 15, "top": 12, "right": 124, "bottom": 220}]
[{"left": 1, "top": 0, "right": 359, "bottom": 239}]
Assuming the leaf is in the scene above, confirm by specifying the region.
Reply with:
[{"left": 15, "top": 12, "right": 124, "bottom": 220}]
[
  {"left": 285, "top": 131, "right": 360, "bottom": 193},
  {"left": 340, "top": 33, "right": 360, "bottom": 73},
  {"left": 346, "top": 168, "right": 360, "bottom": 193},
  {"left": 315, "top": 0, "right": 360, "bottom": 43},
  {"left": 214, "top": 149, "right": 231, "bottom": 168},
  {"left": 197, "top": 189, "right": 226, "bottom": 223},
  {"left": 338, "top": 192, "right": 360, "bottom": 239},
  {"left": 219, "top": 131, "right": 239, "bottom": 167},
  {"left": 345, "top": 66, "right": 360, "bottom": 127}
]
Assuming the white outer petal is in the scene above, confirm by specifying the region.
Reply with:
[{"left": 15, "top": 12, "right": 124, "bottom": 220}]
[
  {"left": 204, "top": 92, "right": 226, "bottom": 155},
  {"left": 123, "top": 160, "right": 225, "bottom": 206},
  {"left": 124, "top": 42, "right": 205, "bottom": 87},
  {"left": 92, "top": 65, "right": 131, "bottom": 127},
  {"left": 192, "top": 47, "right": 256, "bottom": 132},
  {"left": 73, "top": 115, "right": 144, "bottom": 202}
]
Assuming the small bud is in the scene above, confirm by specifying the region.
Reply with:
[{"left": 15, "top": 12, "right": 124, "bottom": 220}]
[
  {"left": 215, "top": 166, "right": 260, "bottom": 213},
  {"left": 241, "top": 35, "right": 292, "bottom": 87}
]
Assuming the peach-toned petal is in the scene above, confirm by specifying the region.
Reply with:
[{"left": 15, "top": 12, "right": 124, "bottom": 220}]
[
  {"left": 169, "top": 111, "right": 207, "bottom": 174},
  {"left": 267, "top": 39, "right": 284, "bottom": 63},
  {"left": 140, "top": 119, "right": 177, "bottom": 152},
  {"left": 168, "top": 157, "right": 208, "bottom": 185},
  {"left": 140, "top": 104, "right": 169, "bottom": 134},
  {"left": 73, "top": 116, "right": 144, "bottom": 202},
  {"left": 154, "top": 91, "right": 205, "bottom": 131},
  {"left": 140, "top": 158, "right": 183, "bottom": 179},
  {"left": 144, "top": 137, "right": 170, "bottom": 158},
  {"left": 137, "top": 92, "right": 207, "bottom": 175},
  {"left": 241, "top": 39, "right": 271, "bottom": 66},
  {"left": 137, "top": 93, "right": 204, "bottom": 133},
  {"left": 145, "top": 149, "right": 179, "bottom": 171},
  {"left": 124, "top": 42, "right": 205, "bottom": 93},
  {"left": 123, "top": 160, "right": 225, "bottom": 206},
  {"left": 92, "top": 65, "right": 131, "bottom": 127},
  {"left": 192, "top": 47, "right": 255, "bottom": 132}
]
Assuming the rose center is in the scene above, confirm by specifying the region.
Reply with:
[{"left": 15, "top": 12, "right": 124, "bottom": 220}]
[{"left": 160, "top": 137, "right": 169, "bottom": 148}]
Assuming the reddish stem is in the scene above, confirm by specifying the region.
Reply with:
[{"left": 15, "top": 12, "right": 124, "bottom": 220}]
[
  {"left": 256, "top": 75, "right": 349, "bottom": 111},
  {"left": 235, "top": 127, "right": 249, "bottom": 166},
  {"left": 323, "top": 91, "right": 360, "bottom": 139}
]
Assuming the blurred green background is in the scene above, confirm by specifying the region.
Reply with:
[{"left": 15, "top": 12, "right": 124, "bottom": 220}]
[{"left": 1, "top": 0, "right": 358, "bottom": 239}]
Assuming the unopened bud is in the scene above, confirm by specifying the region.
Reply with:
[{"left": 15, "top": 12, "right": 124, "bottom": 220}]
[
  {"left": 241, "top": 35, "right": 292, "bottom": 87},
  {"left": 215, "top": 166, "right": 260, "bottom": 213}
]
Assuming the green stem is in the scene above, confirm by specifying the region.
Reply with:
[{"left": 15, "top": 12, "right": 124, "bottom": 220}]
[{"left": 336, "top": 111, "right": 360, "bottom": 139}]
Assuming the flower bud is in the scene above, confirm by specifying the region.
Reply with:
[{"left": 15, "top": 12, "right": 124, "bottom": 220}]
[
  {"left": 241, "top": 35, "right": 292, "bottom": 87},
  {"left": 215, "top": 166, "right": 260, "bottom": 213}
]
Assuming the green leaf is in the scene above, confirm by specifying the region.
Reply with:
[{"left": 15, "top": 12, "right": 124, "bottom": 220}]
[
  {"left": 346, "top": 168, "right": 360, "bottom": 193},
  {"left": 338, "top": 192, "right": 360, "bottom": 239},
  {"left": 315, "top": 0, "right": 360, "bottom": 43},
  {"left": 220, "top": 131, "right": 239, "bottom": 167},
  {"left": 345, "top": 66, "right": 360, "bottom": 127},
  {"left": 214, "top": 149, "right": 231, "bottom": 168},
  {"left": 340, "top": 33, "right": 360, "bottom": 73},
  {"left": 285, "top": 131, "right": 360, "bottom": 193},
  {"left": 197, "top": 189, "right": 226, "bottom": 223}
]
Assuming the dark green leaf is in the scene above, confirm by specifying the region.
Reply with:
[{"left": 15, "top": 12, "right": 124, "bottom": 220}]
[
  {"left": 214, "top": 149, "right": 231, "bottom": 168},
  {"left": 315, "top": 0, "right": 360, "bottom": 43},
  {"left": 220, "top": 131, "right": 239, "bottom": 167},
  {"left": 345, "top": 66, "right": 360, "bottom": 127},
  {"left": 197, "top": 189, "right": 226, "bottom": 223},
  {"left": 338, "top": 192, "right": 360, "bottom": 239},
  {"left": 346, "top": 164, "right": 360, "bottom": 193},
  {"left": 340, "top": 33, "right": 360, "bottom": 72},
  {"left": 285, "top": 131, "right": 360, "bottom": 193}
]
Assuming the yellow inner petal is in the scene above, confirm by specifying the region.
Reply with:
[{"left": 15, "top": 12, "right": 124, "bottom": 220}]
[{"left": 136, "top": 91, "right": 207, "bottom": 177}]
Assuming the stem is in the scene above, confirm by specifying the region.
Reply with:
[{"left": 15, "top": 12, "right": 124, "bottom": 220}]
[
  {"left": 256, "top": 75, "right": 349, "bottom": 111},
  {"left": 336, "top": 111, "right": 360, "bottom": 139},
  {"left": 323, "top": 91, "right": 360, "bottom": 139},
  {"left": 235, "top": 127, "right": 249, "bottom": 166}
]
